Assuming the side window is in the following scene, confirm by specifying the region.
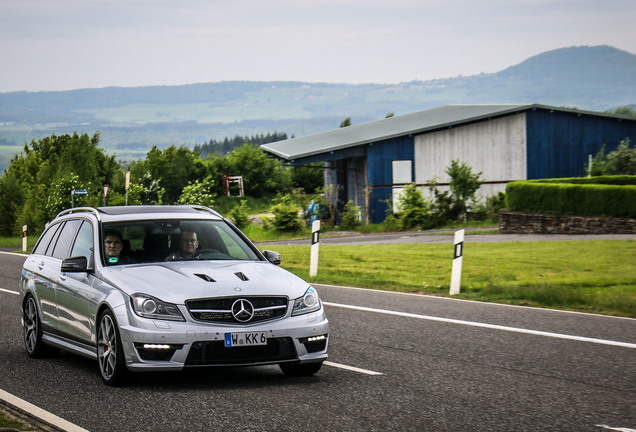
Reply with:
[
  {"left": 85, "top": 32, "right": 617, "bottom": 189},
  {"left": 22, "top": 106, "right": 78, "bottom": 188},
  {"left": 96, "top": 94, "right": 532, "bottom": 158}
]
[
  {"left": 70, "top": 221, "right": 94, "bottom": 260},
  {"left": 32, "top": 223, "right": 62, "bottom": 255},
  {"left": 45, "top": 222, "right": 65, "bottom": 256},
  {"left": 52, "top": 219, "right": 82, "bottom": 260}
]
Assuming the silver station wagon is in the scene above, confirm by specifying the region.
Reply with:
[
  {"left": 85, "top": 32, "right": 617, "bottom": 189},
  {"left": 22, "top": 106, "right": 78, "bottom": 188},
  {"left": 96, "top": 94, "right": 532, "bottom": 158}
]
[{"left": 20, "top": 205, "right": 329, "bottom": 385}]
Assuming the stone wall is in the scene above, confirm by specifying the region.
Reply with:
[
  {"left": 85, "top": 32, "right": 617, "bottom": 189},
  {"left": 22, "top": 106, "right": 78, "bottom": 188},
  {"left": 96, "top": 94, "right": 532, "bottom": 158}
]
[{"left": 499, "top": 210, "right": 636, "bottom": 234}]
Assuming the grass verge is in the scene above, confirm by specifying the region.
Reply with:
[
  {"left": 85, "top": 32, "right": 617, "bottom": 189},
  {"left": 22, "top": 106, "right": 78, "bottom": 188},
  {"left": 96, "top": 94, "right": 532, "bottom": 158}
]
[{"left": 273, "top": 240, "right": 636, "bottom": 317}]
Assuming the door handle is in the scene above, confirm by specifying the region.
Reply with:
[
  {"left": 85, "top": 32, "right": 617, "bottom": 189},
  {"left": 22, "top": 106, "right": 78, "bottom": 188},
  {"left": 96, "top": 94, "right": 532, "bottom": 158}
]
[{"left": 59, "top": 273, "right": 67, "bottom": 281}]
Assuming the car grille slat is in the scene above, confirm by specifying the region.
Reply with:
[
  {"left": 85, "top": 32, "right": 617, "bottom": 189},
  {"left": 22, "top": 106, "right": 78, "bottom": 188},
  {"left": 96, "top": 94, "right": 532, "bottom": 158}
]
[
  {"left": 186, "top": 296, "right": 288, "bottom": 324},
  {"left": 185, "top": 337, "right": 297, "bottom": 366}
]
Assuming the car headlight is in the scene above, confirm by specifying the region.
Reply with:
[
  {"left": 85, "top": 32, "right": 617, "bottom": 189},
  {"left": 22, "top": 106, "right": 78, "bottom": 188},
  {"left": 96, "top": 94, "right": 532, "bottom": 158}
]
[
  {"left": 292, "top": 286, "right": 322, "bottom": 316},
  {"left": 130, "top": 294, "right": 185, "bottom": 321}
]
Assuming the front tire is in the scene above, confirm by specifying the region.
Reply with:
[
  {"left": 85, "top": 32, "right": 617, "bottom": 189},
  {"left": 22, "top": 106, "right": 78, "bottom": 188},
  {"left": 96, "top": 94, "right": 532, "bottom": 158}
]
[
  {"left": 23, "top": 296, "right": 47, "bottom": 357},
  {"left": 97, "top": 310, "right": 128, "bottom": 386},
  {"left": 280, "top": 361, "right": 323, "bottom": 377}
]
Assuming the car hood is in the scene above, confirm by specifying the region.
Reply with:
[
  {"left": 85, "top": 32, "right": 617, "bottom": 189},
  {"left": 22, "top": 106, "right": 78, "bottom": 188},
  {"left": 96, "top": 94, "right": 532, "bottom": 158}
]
[{"left": 98, "top": 261, "right": 311, "bottom": 304}]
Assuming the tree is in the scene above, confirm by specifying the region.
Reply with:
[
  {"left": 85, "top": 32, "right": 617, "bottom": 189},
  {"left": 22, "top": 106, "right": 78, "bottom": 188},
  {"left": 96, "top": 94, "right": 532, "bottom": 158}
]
[
  {"left": 446, "top": 160, "right": 483, "bottom": 222},
  {"left": 290, "top": 162, "right": 324, "bottom": 193},
  {"left": 340, "top": 117, "right": 352, "bottom": 128},
  {"left": 605, "top": 106, "right": 636, "bottom": 118},
  {"left": 0, "top": 132, "right": 118, "bottom": 235},
  {"left": 587, "top": 138, "right": 636, "bottom": 175},
  {"left": 132, "top": 145, "right": 204, "bottom": 204},
  {"left": 604, "top": 138, "right": 636, "bottom": 175},
  {"left": 177, "top": 176, "right": 216, "bottom": 207},
  {"left": 223, "top": 144, "right": 290, "bottom": 197}
]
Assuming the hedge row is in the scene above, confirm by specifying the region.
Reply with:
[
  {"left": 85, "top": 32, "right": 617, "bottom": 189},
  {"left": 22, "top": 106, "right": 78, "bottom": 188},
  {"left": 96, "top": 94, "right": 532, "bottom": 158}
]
[
  {"left": 529, "top": 175, "right": 636, "bottom": 186},
  {"left": 506, "top": 176, "right": 636, "bottom": 218}
]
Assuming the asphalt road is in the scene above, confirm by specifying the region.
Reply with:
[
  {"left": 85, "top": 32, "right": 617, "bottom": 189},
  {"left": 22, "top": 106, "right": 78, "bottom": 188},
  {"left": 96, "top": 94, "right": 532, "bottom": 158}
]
[{"left": 1, "top": 251, "right": 635, "bottom": 432}]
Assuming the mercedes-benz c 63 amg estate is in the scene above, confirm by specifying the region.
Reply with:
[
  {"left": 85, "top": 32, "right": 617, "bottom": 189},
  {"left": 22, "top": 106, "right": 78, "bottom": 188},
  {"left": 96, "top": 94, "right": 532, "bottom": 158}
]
[{"left": 20, "top": 205, "right": 328, "bottom": 385}]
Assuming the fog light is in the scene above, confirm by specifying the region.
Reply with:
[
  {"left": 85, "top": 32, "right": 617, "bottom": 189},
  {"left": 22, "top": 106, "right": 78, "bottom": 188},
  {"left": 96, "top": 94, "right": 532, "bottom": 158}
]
[
  {"left": 143, "top": 344, "right": 171, "bottom": 349},
  {"left": 300, "top": 334, "right": 328, "bottom": 353}
]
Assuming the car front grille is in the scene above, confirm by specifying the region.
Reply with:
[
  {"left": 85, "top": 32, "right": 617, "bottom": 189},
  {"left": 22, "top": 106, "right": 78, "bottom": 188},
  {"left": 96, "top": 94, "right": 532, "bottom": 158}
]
[
  {"left": 185, "top": 337, "right": 297, "bottom": 366},
  {"left": 185, "top": 296, "right": 288, "bottom": 324}
]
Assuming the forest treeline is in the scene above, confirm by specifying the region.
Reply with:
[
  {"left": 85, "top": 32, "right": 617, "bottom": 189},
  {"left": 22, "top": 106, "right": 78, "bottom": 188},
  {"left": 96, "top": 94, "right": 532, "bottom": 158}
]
[{"left": 0, "top": 132, "right": 320, "bottom": 236}]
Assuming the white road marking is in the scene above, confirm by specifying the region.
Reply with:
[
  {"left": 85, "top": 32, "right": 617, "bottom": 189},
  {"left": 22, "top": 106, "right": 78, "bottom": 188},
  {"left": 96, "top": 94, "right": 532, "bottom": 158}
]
[
  {"left": 324, "top": 302, "right": 636, "bottom": 349},
  {"left": 0, "top": 389, "right": 91, "bottom": 432},
  {"left": 317, "top": 283, "right": 636, "bottom": 321},
  {"left": 0, "top": 287, "right": 19, "bottom": 295},
  {"left": 596, "top": 425, "right": 636, "bottom": 432},
  {"left": 324, "top": 361, "right": 383, "bottom": 375},
  {"left": 0, "top": 250, "right": 27, "bottom": 257}
]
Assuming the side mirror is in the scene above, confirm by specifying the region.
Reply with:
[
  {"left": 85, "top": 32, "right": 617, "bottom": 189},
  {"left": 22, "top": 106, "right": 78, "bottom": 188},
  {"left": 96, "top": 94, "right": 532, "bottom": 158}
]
[
  {"left": 61, "top": 256, "right": 89, "bottom": 272},
  {"left": 262, "top": 250, "right": 281, "bottom": 265}
]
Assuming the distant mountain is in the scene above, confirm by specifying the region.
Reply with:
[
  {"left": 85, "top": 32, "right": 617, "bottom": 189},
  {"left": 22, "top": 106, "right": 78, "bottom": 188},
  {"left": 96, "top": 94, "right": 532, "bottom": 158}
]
[{"left": 0, "top": 45, "right": 635, "bottom": 170}]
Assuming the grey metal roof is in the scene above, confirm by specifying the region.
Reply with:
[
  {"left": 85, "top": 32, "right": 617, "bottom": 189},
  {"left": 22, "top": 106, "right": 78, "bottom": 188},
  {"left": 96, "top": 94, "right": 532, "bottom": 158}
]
[
  {"left": 262, "top": 103, "right": 634, "bottom": 161},
  {"left": 260, "top": 104, "right": 532, "bottom": 161}
]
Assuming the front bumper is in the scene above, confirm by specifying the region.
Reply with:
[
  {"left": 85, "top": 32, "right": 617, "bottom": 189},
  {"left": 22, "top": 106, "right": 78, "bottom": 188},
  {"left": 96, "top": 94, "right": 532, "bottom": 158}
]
[{"left": 113, "top": 305, "right": 329, "bottom": 372}]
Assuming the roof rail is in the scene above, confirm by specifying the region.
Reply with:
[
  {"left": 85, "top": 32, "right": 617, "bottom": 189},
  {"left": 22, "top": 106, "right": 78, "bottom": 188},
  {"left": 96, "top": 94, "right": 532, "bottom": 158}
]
[
  {"left": 188, "top": 205, "right": 223, "bottom": 218},
  {"left": 56, "top": 207, "right": 101, "bottom": 221}
]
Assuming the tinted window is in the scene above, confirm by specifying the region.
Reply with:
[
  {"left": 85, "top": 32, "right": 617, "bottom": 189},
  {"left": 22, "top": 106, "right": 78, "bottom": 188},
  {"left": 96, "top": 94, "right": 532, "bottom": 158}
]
[
  {"left": 45, "top": 222, "right": 65, "bottom": 256},
  {"left": 32, "top": 223, "right": 62, "bottom": 255},
  {"left": 70, "top": 221, "right": 94, "bottom": 260},
  {"left": 52, "top": 219, "right": 82, "bottom": 260}
]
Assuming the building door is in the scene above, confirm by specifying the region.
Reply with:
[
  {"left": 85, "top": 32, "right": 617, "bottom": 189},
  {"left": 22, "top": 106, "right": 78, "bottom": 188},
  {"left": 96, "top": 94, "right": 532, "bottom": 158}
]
[{"left": 392, "top": 160, "right": 412, "bottom": 211}]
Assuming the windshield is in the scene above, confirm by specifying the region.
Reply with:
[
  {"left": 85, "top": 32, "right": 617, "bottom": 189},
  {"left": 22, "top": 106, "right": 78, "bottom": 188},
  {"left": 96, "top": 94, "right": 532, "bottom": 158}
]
[{"left": 100, "top": 219, "right": 260, "bottom": 265}]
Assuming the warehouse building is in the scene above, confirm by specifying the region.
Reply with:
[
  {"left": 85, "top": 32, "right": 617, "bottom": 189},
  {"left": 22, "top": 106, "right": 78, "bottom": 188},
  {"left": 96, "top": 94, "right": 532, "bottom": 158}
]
[{"left": 261, "top": 104, "right": 636, "bottom": 224}]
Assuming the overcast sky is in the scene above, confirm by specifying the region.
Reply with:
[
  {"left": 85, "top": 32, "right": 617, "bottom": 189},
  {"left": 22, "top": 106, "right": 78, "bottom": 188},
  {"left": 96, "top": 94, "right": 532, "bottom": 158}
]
[{"left": 0, "top": 0, "right": 634, "bottom": 93}]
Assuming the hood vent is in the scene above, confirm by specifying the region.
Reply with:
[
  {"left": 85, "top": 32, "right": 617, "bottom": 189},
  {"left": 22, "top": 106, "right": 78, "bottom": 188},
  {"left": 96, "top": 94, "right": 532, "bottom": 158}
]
[
  {"left": 234, "top": 272, "right": 249, "bottom": 281},
  {"left": 195, "top": 273, "right": 216, "bottom": 282}
]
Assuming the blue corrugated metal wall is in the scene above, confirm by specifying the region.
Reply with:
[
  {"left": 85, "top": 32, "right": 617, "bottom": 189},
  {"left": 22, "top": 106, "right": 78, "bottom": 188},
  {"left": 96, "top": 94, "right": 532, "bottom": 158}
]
[
  {"left": 367, "top": 135, "right": 415, "bottom": 223},
  {"left": 526, "top": 109, "right": 636, "bottom": 179}
]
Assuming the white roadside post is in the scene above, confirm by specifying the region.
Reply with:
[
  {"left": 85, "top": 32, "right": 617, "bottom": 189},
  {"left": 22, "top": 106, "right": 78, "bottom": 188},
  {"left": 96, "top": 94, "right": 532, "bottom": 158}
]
[
  {"left": 125, "top": 171, "right": 130, "bottom": 205},
  {"left": 450, "top": 229, "right": 465, "bottom": 295},
  {"left": 309, "top": 220, "right": 320, "bottom": 277},
  {"left": 22, "top": 225, "right": 27, "bottom": 252},
  {"left": 103, "top": 184, "right": 109, "bottom": 206}
]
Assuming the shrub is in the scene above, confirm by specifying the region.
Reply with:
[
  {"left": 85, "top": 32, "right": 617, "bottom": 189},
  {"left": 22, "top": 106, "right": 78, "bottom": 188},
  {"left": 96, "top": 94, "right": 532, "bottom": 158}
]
[
  {"left": 228, "top": 200, "right": 251, "bottom": 229},
  {"left": 270, "top": 194, "right": 304, "bottom": 232},
  {"left": 506, "top": 177, "right": 636, "bottom": 218},
  {"left": 396, "top": 183, "right": 431, "bottom": 229},
  {"left": 341, "top": 201, "right": 362, "bottom": 229}
]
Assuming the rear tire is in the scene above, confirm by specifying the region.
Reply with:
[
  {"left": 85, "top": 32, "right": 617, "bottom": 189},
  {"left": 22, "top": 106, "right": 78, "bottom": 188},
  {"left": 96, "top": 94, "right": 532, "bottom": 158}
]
[
  {"left": 97, "top": 310, "right": 129, "bottom": 386},
  {"left": 280, "top": 361, "right": 323, "bottom": 377}
]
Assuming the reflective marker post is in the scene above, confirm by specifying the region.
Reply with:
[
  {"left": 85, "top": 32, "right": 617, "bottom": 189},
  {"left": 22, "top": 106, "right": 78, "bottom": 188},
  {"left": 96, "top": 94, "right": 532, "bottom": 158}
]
[
  {"left": 450, "top": 229, "right": 464, "bottom": 295},
  {"left": 22, "top": 225, "right": 27, "bottom": 252},
  {"left": 125, "top": 171, "right": 130, "bottom": 206},
  {"left": 103, "top": 184, "right": 109, "bottom": 206},
  {"left": 309, "top": 220, "right": 320, "bottom": 277}
]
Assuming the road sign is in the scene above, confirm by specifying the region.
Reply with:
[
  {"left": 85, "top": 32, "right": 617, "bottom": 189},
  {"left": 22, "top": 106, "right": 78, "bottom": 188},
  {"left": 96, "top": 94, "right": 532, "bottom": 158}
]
[{"left": 72, "top": 190, "right": 89, "bottom": 195}]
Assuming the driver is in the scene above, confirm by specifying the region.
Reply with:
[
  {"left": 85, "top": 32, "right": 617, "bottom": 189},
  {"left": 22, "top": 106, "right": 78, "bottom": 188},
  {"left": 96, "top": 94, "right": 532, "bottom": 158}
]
[{"left": 166, "top": 230, "right": 200, "bottom": 260}]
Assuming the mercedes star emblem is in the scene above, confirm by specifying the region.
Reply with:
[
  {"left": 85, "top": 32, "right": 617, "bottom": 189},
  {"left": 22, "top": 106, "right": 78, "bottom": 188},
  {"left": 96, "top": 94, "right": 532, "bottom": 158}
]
[{"left": 231, "top": 299, "right": 255, "bottom": 322}]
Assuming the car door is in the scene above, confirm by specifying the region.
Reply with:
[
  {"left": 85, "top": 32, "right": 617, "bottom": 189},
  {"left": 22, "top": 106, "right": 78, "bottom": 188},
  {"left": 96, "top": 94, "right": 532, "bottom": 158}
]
[
  {"left": 55, "top": 219, "right": 98, "bottom": 344},
  {"left": 28, "top": 221, "right": 65, "bottom": 332}
]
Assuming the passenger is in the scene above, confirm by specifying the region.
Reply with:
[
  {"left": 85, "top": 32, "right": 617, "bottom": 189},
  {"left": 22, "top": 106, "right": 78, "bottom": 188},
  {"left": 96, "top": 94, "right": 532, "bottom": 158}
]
[{"left": 166, "top": 230, "right": 200, "bottom": 260}]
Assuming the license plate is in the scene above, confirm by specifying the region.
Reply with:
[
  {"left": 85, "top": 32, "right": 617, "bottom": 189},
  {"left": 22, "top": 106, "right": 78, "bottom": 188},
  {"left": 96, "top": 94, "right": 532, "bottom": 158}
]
[{"left": 224, "top": 331, "right": 267, "bottom": 347}]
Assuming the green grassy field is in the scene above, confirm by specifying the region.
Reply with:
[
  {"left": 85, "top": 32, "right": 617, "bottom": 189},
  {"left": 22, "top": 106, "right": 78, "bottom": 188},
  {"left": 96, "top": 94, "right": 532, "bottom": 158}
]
[
  {"left": 2, "top": 233, "right": 634, "bottom": 317},
  {"left": 272, "top": 240, "right": 636, "bottom": 317}
]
